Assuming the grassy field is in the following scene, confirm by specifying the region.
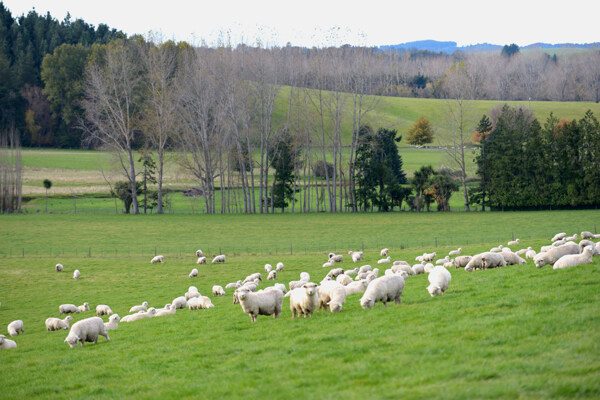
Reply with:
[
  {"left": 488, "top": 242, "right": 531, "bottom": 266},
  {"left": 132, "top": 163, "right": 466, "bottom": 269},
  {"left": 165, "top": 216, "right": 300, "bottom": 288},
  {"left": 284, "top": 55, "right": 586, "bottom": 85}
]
[{"left": 0, "top": 211, "right": 599, "bottom": 399}]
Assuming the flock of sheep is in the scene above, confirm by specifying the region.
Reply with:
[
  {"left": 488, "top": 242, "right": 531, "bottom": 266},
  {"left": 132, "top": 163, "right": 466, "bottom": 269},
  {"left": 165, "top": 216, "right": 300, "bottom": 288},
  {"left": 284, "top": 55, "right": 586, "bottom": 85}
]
[{"left": 1, "top": 231, "right": 599, "bottom": 350}]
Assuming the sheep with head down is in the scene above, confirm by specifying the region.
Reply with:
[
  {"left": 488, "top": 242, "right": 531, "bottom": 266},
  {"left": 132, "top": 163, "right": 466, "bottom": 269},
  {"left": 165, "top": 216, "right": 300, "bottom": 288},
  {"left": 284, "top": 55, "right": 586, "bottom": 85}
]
[
  {"left": 534, "top": 242, "right": 579, "bottom": 268},
  {"left": 318, "top": 280, "right": 346, "bottom": 313},
  {"left": 0, "top": 334, "right": 17, "bottom": 349},
  {"left": 427, "top": 266, "right": 451, "bottom": 296},
  {"left": 64, "top": 316, "right": 110, "bottom": 348},
  {"left": 45, "top": 316, "right": 73, "bottom": 331},
  {"left": 360, "top": 274, "right": 405, "bottom": 309},
  {"left": 7, "top": 320, "right": 24, "bottom": 336}
]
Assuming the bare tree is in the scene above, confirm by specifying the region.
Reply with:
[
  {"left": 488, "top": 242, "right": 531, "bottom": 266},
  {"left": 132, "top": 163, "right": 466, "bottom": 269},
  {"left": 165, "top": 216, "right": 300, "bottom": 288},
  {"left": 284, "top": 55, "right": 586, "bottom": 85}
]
[{"left": 0, "top": 126, "right": 22, "bottom": 214}]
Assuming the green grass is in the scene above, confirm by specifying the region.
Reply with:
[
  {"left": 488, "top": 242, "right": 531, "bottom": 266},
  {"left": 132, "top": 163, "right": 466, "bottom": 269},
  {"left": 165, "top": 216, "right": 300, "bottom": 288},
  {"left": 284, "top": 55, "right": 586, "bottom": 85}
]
[{"left": 0, "top": 211, "right": 599, "bottom": 399}]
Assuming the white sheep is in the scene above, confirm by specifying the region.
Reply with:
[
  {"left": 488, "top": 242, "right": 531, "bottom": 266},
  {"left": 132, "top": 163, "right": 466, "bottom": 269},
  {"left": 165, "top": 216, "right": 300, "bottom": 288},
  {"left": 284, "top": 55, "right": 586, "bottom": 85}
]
[
  {"left": 189, "top": 268, "right": 199, "bottom": 278},
  {"left": 552, "top": 232, "right": 566, "bottom": 242},
  {"left": 453, "top": 255, "right": 472, "bottom": 269},
  {"left": 516, "top": 247, "right": 532, "bottom": 255},
  {"left": 299, "top": 272, "right": 310, "bottom": 282},
  {"left": 423, "top": 263, "right": 435, "bottom": 273},
  {"left": 185, "top": 289, "right": 201, "bottom": 300},
  {"left": 435, "top": 256, "right": 450, "bottom": 265},
  {"left": 578, "top": 240, "right": 598, "bottom": 255},
  {"left": 212, "top": 254, "right": 226, "bottom": 264},
  {"left": 287, "top": 282, "right": 319, "bottom": 318},
  {"left": 336, "top": 274, "right": 353, "bottom": 286},
  {"left": 501, "top": 251, "right": 526, "bottom": 265},
  {"left": 377, "top": 256, "right": 391, "bottom": 264},
  {"left": 448, "top": 248, "right": 462, "bottom": 256},
  {"left": 360, "top": 274, "right": 405, "bottom": 309},
  {"left": 328, "top": 254, "right": 343, "bottom": 263},
  {"left": 56, "top": 263, "right": 63, "bottom": 272},
  {"left": 322, "top": 260, "right": 335, "bottom": 268},
  {"left": 326, "top": 268, "right": 344, "bottom": 279},
  {"left": 235, "top": 287, "right": 283, "bottom": 322},
  {"left": 411, "top": 263, "right": 425, "bottom": 275},
  {"left": 96, "top": 305, "right": 113, "bottom": 316},
  {"left": 526, "top": 249, "right": 537, "bottom": 259},
  {"left": 45, "top": 316, "right": 73, "bottom": 331},
  {"left": 508, "top": 238, "right": 520, "bottom": 246},
  {"left": 129, "top": 301, "right": 149, "bottom": 313},
  {"left": 344, "top": 280, "right": 368, "bottom": 295},
  {"left": 64, "top": 316, "right": 110, "bottom": 348},
  {"left": 421, "top": 252, "right": 437, "bottom": 262},
  {"left": 172, "top": 296, "right": 187, "bottom": 309},
  {"left": 552, "top": 239, "right": 566, "bottom": 247},
  {"left": 553, "top": 246, "right": 594, "bottom": 270},
  {"left": 196, "top": 257, "right": 207, "bottom": 265},
  {"left": 534, "top": 242, "right": 580, "bottom": 268},
  {"left": 359, "top": 265, "right": 372, "bottom": 273},
  {"left": 276, "top": 262, "right": 284, "bottom": 272},
  {"left": 269, "top": 283, "right": 287, "bottom": 295},
  {"left": 393, "top": 260, "right": 410, "bottom": 266},
  {"left": 155, "top": 305, "right": 176, "bottom": 317},
  {"left": 77, "top": 302, "right": 90, "bottom": 313},
  {"left": 73, "top": 269, "right": 80, "bottom": 279},
  {"left": 427, "top": 266, "right": 452, "bottom": 296},
  {"left": 465, "top": 253, "right": 487, "bottom": 272},
  {"left": 59, "top": 304, "right": 80, "bottom": 315},
  {"left": 344, "top": 267, "right": 359, "bottom": 276},
  {"left": 195, "top": 249, "right": 203, "bottom": 257},
  {"left": 243, "top": 273, "right": 262, "bottom": 284},
  {"left": 150, "top": 255, "right": 164, "bottom": 264},
  {"left": 489, "top": 245, "right": 503, "bottom": 252},
  {"left": 7, "top": 320, "right": 24, "bottom": 336},
  {"left": 380, "top": 248, "right": 389, "bottom": 257},
  {"left": 225, "top": 281, "right": 242, "bottom": 289},
  {"left": 212, "top": 285, "right": 226, "bottom": 296},
  {"left": 481, "top": 252, "right": 506, "bottom": 269},
  {"left": 565, "top": 234, "right": 578, "bottom": 242},
  {"left": 104, "top": 314, "right": 120, "bottom": 330},
  {"left": 121, "top": 308, "right": 157, "bottom": 322},
  {"left": 267, "top": 270, "right": 277, "bottom": 280},
  {"left": 392, "top": 264, "right": 414, "bottom": 276},
  {"left": 348, "top": 251, "right": 363, "bottom": 262},
  {"left": 318, "top": 281, "right": 346, "bottom": 313},
  {"left": 288, "top": 280, "right": 307, "bottom": 291},
  {"left": 188, "top": 296, "right": 214, "bottom": 310},
  {"left": 265, "top": 264, "right": 273, "bottom": 273},
  {"left": 0, "top": 334, "right": 17, "bottom": 349}
]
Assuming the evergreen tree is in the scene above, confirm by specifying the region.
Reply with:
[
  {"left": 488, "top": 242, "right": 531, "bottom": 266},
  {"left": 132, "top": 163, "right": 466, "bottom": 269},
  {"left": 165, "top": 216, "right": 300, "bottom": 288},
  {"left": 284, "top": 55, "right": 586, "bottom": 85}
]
[{"left": 269, "top": 129, "right": 298, "bottom": 213}]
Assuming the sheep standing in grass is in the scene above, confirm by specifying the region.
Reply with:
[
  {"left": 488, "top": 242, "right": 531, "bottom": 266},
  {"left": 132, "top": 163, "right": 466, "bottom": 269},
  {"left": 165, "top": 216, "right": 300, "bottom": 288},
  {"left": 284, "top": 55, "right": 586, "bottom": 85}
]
[
  {"left": 380, "top": 248, "right": 389, "bottom": 257},
  {"left": 150, "top": 255, "right": 164, "bottom": 264},
  {"left": 196, "top": 257, "right": 207, "bottom": 265},
  {"left": 465, "top": 253, "right": 486, "bottom": 272},
  {"left": 267, "top": 271, "right": 277, "bottom": 280},
  {"left": 424, "top": 263, "right": 435, "bottom": 273},
  {"left": 7, "top": 320, "right": 24, "bottom": 336},
  {"left": 265, "top": 264, "right": 273, "bottom": 273},
  {"left": 271, "top": 283, "right": 287, "bottom": 295},
  {"left": 195, "top": 250, "right": 203, "bottom": 257},
  {"left": 336, "top": 274, "right": 353, "bottom": 286},
  {"left": 534, "top": 242, "right": 580, "bottom": 268},
  {"left": 359, "top": 265, "right": 372, "bottom": 273},
  {"left": 212, "top": 255, "right": 226, "bottom": 264},
  {"left": 243, "top": 273, "right": 262, "bottom": 284},
  {"left": 212, "top": 285, "right": 226, "bottom": 296},
  {"left": 129, "top": 301, "right": 148, "bottom": 313},
  {"left": 45, "top": 316, "right": 73, "bottom": 331},
  {"left": 104, "top": 314, "right": 120, "bottom": 330},
  {"left": 172, "top": 296, "right": 187, "bottom": 309},
  {"left": 236, "top": 287, "right": 283, "bottom": 322},
  {"left": 59, "top": 304, "right": 80, "bottom": 315},
  {"left": 276, "top": 262, "right": 284, "bottom": 272},
  {"left": 427, "top": 266, "right": 452, "bottom": 296},
  {"left": 0, "top": 335, "right": 17, "bottom": 349},
  {"left": 96, "top": 305, "right": 113, "bottom": 316},
  {"left": 501, "top": 251, "right": 526, "bottom": 265},
  {"left": 348, "top": 251, "right": 363, "bottom": 262},
  {"left": 225, "top": 281, "right": 242, "bottom": 289},
  {"left": 328, "top": 253, "right": 343, "bottom": 263},
  {"left": 421, "top": 252, "right": 437, "bottom": 262},
  {"left": 553, "top": 246, "right": 594, "bottom": 270},
  {"left": 481, "top": 252, "right": 507, "bottom": 269},
  {"left": 56, "top": 263, "right": 63, "bottom": 272},
  {"left": 64, "top": 317, "right": 110, "bottom": 348},
  {"left": 360, "top": 274, "right": 405, "bottom": 309},
  {"left": 392, "top": 264, "right": 413, "bottom": 276},
  {"left": 318, "top": 281, "right": 346, "bottom": 313},
  {"left": 327, "top": 268, "right": 344, "bottom": 279},
  {"left": 189, "top": 268, "right": 199, "bottom": 278},
  {"left": 78, "top": 302, "right": 90, "bottom": 312},
  {"left": 411, "top": 263, "right": 425, "bottom": 275},
  {"left": 73, "top": 269, "right": 80, "bottom": 279},
  {"left": 344, "top": 280, "right": 368, "bottom": 295},
  {"left": 287, "top": 283, "right": 319, "bottom": 318}
]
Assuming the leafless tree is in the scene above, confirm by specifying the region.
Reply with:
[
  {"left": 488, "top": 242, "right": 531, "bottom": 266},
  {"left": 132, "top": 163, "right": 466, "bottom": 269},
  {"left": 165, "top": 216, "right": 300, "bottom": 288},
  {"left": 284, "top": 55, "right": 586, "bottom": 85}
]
[{"left": 0, "top": 126, "right": 22, "bottom": 214}]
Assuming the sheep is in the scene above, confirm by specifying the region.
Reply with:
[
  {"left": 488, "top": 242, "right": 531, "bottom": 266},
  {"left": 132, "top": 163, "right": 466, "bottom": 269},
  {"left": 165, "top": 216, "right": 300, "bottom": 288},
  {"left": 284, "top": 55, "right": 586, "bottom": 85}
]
[
  {"left": 578, "top": 240, "right": 598, "bottom": 255},
  {"left": 318, "top": 281, "right": 346, "bottom": 313},
  {"left": 501, "top": 251, "right": 526, "bottom": 265},
  {"left": 380, "top": 248, "right": 389, "bottom": 257},
  {"left": 73, "top": 269, "right": 80, "bottom": 279},
  {"left": 411, "top": 263, "right": 425, "bottom": 275},
  {"left": 365, "top": 271, "right": 379, "bottom": 284},
  {"left": 448, "top": 248, "right": 462, "bottom": 256},
  {"left": 104, "top": 314, "right": 121, "bottom": 330},
  {"left": 212, "top": 255, "right": 226, "bottom": 264},
  {"left": 299, "top": 272, "right": 310, "bottom": 282},
  {"left": 289, "top": 280, "right": 307, "bottom": 291},
  {"left": 328, "top": 254, "right": 343, "bottom": 263},
  {"left": 415, "top": 255, "right": 424, "bottom": 262},
  {"left": 188, "top": 296, "right": 214, "bottom": 310},
  {"left": 77, "top": 302, "right": 90, "bottom": 313},
  {"left": 393, "top": 260, "right": 410, "bottom": 266},
  {"left": 534, "top": 242, "right": 580, "bottom": 268},
  {"left": 45, "top": 316, "right": 73, "bottom": 331},
  {"left": 7, "top": 320, "right": 24, "bottom": 336},
  {"left": 348, "top": 251, "right": 363, "bottom": 262},
  {"left": 212, "top": 285, "right": 226, "bottom": 296},
  {"left": 481, "top": 252, "right": 507, "bottom": 269},
  {"left": 270, "top": 283, "right": 287, "bottom": 295},
  {"left": 553, "top": 246, "right": 594, "bottom": 270},
  {"left": 150, "top": 255, "right": 164, "bottom": 264},
  {"left": 421, "top": 252, "right": 437, "bottom": 262},
  {"left": 427, "top": 266, "right": 452, "bottom": 296},
  {"left": 276, "top": 262, "right": 284, "bottom": 272},
  {"left": 287, "top": 282, "right": 319, "bottom": 318},
  {"left": 552, "top": 239, "right": 566, "bottom": 247},
  {"left": 241, "top": 282, "right": 258, "bottom": 292},
  {"left": 59, "top": 304, "right": 80, "bottom": 315},
  {"left": 508, "top": 238, "right": 520, "bottom": 246},
  {"left": 336, "top": 274, "right": 353, "bottom": 286},
  {"left": 56, "top": 263, "right": 63, "bottom": 272},
  {"left": 465, "top": 253, "right": 486, "bottom": 272},
  {"left": 326, "top": 268, "right": 344, "bottom": 279},
  {"left": 129, "top": 301, "right": 149, "bottom": 313},
  {"left": 526, "top": 249, "right": 537, "bottom": 259},
  {"left": 359, "top": 265, "right": 372, "bottom": 274},
  {"left": 121, "top": 308, "right": 157, "bottom": 322},
  {"left": 322, "top": 260, "right": 335, "bottom": 268},
  {"left": 0, "top": 335, "right": 17, "bottom": 349},
  {"left": 155, "top": 304, "right": 176, "bottom": 317},
  {"left": 243, "top": 273, "right": 262, "bottom": 284},
  {"left": 344, "top": 280, "right": 368, "bottom": 295},
  {"left": 453, "top": 255, "right": 472, "bottom": 269},
  {"left": 264, "top": 264, "right": 273, "bottom": 273},
  {"left": 96, "top": 305, "right": 113, "bottom": 316},
  {"left": 225, "top": 281, "right": 242, "bottom": 289},
  {"left": 235, "top": 287, "right": 283, "bottom": 322},
  {"left": 580, "top": 231, "right": 594, "bottom": 240},
  {"left": 345, "top": 267, "right": 359, "bottom": 276},
  {"left": 355, "top": 272, "right": 370, "bottom": 281},
  {"left": 552, "top": 232, "right": 567, "bottom": 242},
  {"left": 392, "top": 264, "right": 414, "bottom": 276},
  {"left": 360, "top": 274, "right": 405, "bottom": 309},
  {"left": 540, "top": 245, "right": 553, "bottom": 252},
  {"left": 423, "top": 262, "right": 434, "bottom": 273},
  {"left": 377, "top": 256, "right": 391, "bottom": 264},
  {"left": 185, "top": 289, "right": 201, "bottom": 300},
  {"left": 195, "top": 249, "right": 203, "bottom": 257},
  {"left": 196, "top": 257, "right": 207, "bottom": 265},
  {"left": 489, "top": 245, "right": 503, "bottom": 253},
  {"left": 565, "top": 234, "right": 578, "bottom": 242},
  {"left": 189, "top": 268, "right": 199, "bottom": 278},
  {"left": 436, "top": 256, "right": 450, "bottom": 265},
  {"left": 516, "top": 247, "right": 532, "bottom": 255},
  {"left": 267, "top": 271, "right": 277, "bottom": 281},
  {"left": 172, "top": 296, "right": 187, "bottom": 309},
  {"left": 64, "top": 316, "right": 110, "bottom": 348}
]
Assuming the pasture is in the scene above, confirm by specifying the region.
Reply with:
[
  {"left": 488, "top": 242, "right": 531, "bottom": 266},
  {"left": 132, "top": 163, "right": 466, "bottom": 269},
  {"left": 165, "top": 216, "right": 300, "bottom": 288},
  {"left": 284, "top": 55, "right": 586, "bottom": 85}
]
[{"left": 0, "top": 211, "right": 599, "bottom": 399}]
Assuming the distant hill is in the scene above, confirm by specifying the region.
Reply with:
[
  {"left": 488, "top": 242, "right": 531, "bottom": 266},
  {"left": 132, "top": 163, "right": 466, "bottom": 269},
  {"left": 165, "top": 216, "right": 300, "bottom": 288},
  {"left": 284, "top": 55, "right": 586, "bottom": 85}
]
[{"left": 380, "top": 40, "right": 600, "bottom": 54}]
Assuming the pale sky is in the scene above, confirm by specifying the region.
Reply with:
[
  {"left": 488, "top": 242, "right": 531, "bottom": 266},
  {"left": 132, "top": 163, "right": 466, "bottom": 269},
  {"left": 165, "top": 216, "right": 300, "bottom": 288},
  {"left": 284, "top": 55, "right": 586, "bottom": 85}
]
[{"left": 2, "top": 0, "right": 598, "bottom": 48}]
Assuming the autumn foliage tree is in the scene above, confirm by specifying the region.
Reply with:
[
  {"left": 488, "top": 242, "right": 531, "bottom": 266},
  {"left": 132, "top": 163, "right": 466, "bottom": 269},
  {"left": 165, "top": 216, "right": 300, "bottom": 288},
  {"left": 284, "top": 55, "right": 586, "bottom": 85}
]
[{"left": 406, "top": 116, "right": 434, "bottom": 146}]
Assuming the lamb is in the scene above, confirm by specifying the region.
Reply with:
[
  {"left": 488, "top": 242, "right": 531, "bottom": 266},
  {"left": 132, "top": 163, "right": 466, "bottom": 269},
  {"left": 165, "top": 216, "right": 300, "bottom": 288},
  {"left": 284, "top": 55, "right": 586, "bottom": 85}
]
[
  {"left": 225, "top": 280, "right": 242, "bottom": 289},
  {"left": 59, "top": 304, "right": 80, "bottom": 315},
  {"left": 453, "top": 255, "right": 472, "bottom": 269},
  {"left": 56, "top": 263, "right": 63, "bottom": 272},
  {"left": 212, "top": 285, "right": 226, "bottom": 296},
  {"left": 377, "top": 256, "right": 391, "bottom": 264},
  {"left": 359, "top": 265, "right": 372, "bottom": 274},
  {"left": 318, "top": 281, "right": 346, "bottom": 313},
  {"left": 427, "top": 266, "right": 452, "bottom": 296},
  {"left": 516, "top": 247, "right": 532, "bottom": 255},
  {"left": 344, "top": 280, "right": 368, "bottom": 295},
  {"left": 189, "top": 268, "right": 199, "bottom": 278},
  {"left": 276, "top": 262, "right": 284, "bottom": 272},
  {"left": 552, "top": 232, "right": 566, "bottom": 242},
  {"left": 327, "top": 268, "right": 344, "bottom": 279},
  {"left": 64, "top": 316, "right": 110, "bottom": 348},
  {"left": 0, "top": 335, "right": 17, "bottom": 349},
  {"left": 196, "top": 257, "right": 207, "bottom": 265},
  {"left": 188, "top": 296, "right": 214, "bottom": 310},
  {"left": 7, "top": 320, "right": 24, "bottom": 336},
  {"left": 45, "top": 316, "right": 73, "bottom": 331},
  {"left": 580, "top": 231, "right": 594, "bottom": 240},
  {"left": 73, "top": 269, "right": 80, "bottom": 279},
  {"left": 287, "top": 282, "right": 319, "bottom": 318},
  {"left": 448, "top": 248, "right": 462, "bottom": 256},
  {"left": 129, "top": 301, "right": 149, "bottom": 313},
  {"left": 235, "top": 287, "right": 283, "bottom": 322},
  {"left": 380, "top": 248, "right": 389, "bottom": 257},
  {"left": 501, "top": 251, "right": 526, "bottom": 265},
  {"left": 104, "top": 314, "right": 120, "bottom": 330},
  {"left": 195, "top": 249, "right": 203, "bottom": 257},
  {"left": 212, "top": 254, "right": 226, "bottom": 264},
  {"left": 526, "top": 249, "right": 537, "bottom": 259},
  {"left": 155, "top": 304, "right": 176, "bottom": 317},
  {"left": 481, "top": 252, "right": 507, "bottom": 269},
  {"left": 96, "top": 305, "right": 113, "bottom": 316},
  {"left": 435, "top": 256, "right": 450, "bottom": 265},
  {"left": 553, "top": 246, "right": 594, "bottom": 270},
  {"left": 508, "top": 238, "right": 520, "bottom": 246},
  {"left": 172, "top": 296, "right": 187, "bottom": 309},
  {"left": 267, "top": 271, "right": 277, "bottom": 280},
  {"left": 411, "top": 263, "right": 425, "bottom": 275},
  {"left": 534, "top": 242, "right": 580, "bottom": 268},
  {"left": 150, "top": 255, "right": 164, "bottom": 264},
  {"left": 328, "top": 254, "right": 343, "bottom": 263},
  {"left": 121, "top": 308, "right": 157, "bottom": 322},
  {"left": 348, "top": 251, "right": 363, "bottom": 262},
  {"left": 77, "top": 302, "right": 90, "bottom": 312},
  {"left": 336, "top": 274, "right": 353, "bottom": 286},
  {"left": 360, "top": 274, "right": 405, "bottom": 309}
]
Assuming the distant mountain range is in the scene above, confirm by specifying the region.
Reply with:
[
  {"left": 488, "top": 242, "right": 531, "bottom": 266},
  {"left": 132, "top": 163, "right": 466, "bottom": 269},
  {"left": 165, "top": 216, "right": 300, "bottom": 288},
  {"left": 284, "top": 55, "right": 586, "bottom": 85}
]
[{"left": 379, "top": 40, "right": 600, "bottom": 54}]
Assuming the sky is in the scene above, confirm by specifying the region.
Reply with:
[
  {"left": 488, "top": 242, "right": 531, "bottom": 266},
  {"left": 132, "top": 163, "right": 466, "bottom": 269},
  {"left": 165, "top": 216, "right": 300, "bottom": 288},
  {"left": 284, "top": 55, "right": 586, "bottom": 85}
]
[{"left": 2, "top": 0, "right": 599, "bottom": 48}]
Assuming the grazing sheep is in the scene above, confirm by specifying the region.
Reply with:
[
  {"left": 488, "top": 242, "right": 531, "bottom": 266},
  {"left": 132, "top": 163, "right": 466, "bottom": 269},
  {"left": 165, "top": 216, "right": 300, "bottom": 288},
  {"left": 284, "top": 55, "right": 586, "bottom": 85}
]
[
  {"left": 508, "top": 238, "right": 520, "bottom": 246},
  {"left": 235, "top": 287, "right": 283, "bottom": 322},
  {"left": 348, "top": 251, "right": 363, "bottom": 262},
  {"left": 96, "top": 305, "right": 113, "bottom": 316},
  {"left": 267, "top": 270, "right": 277, "bottom": 280},
  {"left": 225, "top": 280, "right": 242, "bottom": 289},
  {"left": 336, "top": 274, "right": 353, "bottom": 286},
  {"left": 104, "top": 314, "right": 120, "bottom": 330},
  {"left": 360, "top": 274, "right": 405, "bottom": 309},
  {"left": 326, "top": 268, "right": 344, "bottom": 279},
  {"left": 453, "top": 255, "right": 472, "bottom": 269},
  {"left": 265, "top": 264, "right": 273, "bottom": 273},
  {"left": 129, "top": 301, "right": 149, "bottom": 313},
  {"left": 516, "top": 247, "right": 532, "bottom": 255},
  {"left": 481, "top": 252, "right": 506, "bottom": 269},
  {"left": 0, "top": 335, "right": 17, "bottom": 349},
  {"left": 77, "top": 302, "right": 90, "bottom": 313},
  {"left": 359, "top": 265, "right": 372, "bottom": 274},
  {"left": 427, "top": 266, "right": 452, "bottom": 296},
  {"left": 73, "top": 269, "right": 80, "bottom": 279},
  {"left": 56, "top": 263, "right": 63, "bottom": 272},
  {"left": 411, "top": 263, "right": 425, "bottom": 275},
  {"left": 59, "top": 304, "right": 80, "bottom": 315},
  {"left": 377, "top": 256, "right": 391, "bottom": 264},
  {"left": 344, "top": 280, "right": 368, "bottom": 295},
  {"left": 365, "top": 271, "right": 378, "bottom": 284},
  {"left": 534, "top": 242, "right": 580, "bottom": 268},
  {"left": 150, "top": 255, "right": 164, "bottom": 264},
  {"left": 380, "top": 248, "right": 389, "bottom": 257},
  {"left": 421, "top": 252, "right": 437, "bottom": 262},
  {"left": 46, "top": 316, "right": 73, "bottom": 331},
  {"left": 436, "top": 256, "right": 450, "bottom": 265},
  {"left": 465, "top": 253, "right": 488, "bottom": 272},
  {"left": 7, "top": 320, "right": 24, "bottom": 336},
  {"left": 189, "top": 268, "right": 199, "bottom": 278},
  {"left": 64, "top": 317, "right": 110, "bottom": 348},
  {"left": 185, "top": 289, "right": 201, "bottom": 300},
  {"left": 195, "top": 249, "right": 203, "bottom": 257},
  {"left": 526, "top": 249, "right": 537, "bottom": 259},
  {"left": 196, "top": 257, "right": 207, "bottom": 265},
  {"left": 212, "top": 255, "right": 226, "bottom": 264},
  {"left": 287, "top": 283, "right": 319, "bottom": 318},
  {"left": 578, "top": 240, "right": 598, "bottom": 255},
  {"left": 328, "top": 254, "right": 343, "bottom": 263},
  {"left": 552, "top": 232, "right": 566, "bottom": 242},
  {"left": 501, "top": 251, "right": 526, "bottom": 265},
  {"left": 172, "top": 296, "right": 187, "bottom": 309},
  {"left": 318, "top": 281, "right": 347, "bottom": 313},
  {"left": 155, "top": 304, "right": 176, "bottom": 317},
  {"left": 299, "top": 272, "right": 310, "bottom": 282},
  {"left": 449, "top": 248, "right": 462, "bottom": 256},
  {"left": 276, "top": 262, "right": 284, "bottom": 272},
  {"left": 581, "top": 231, "right": 594, "bottom": 240},
  {"left": 553, "top": 246, "right": 594, "bottom": 270},
  {"left": 212, "top": 285, "right": 226, "bottom": 296}
]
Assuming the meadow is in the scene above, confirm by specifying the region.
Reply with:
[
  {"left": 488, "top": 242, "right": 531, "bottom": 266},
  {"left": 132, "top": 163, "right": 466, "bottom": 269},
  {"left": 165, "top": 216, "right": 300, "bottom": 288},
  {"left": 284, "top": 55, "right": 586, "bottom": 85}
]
[{"left": 0, "top": 211, "right": 599, "bottom": 399}]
